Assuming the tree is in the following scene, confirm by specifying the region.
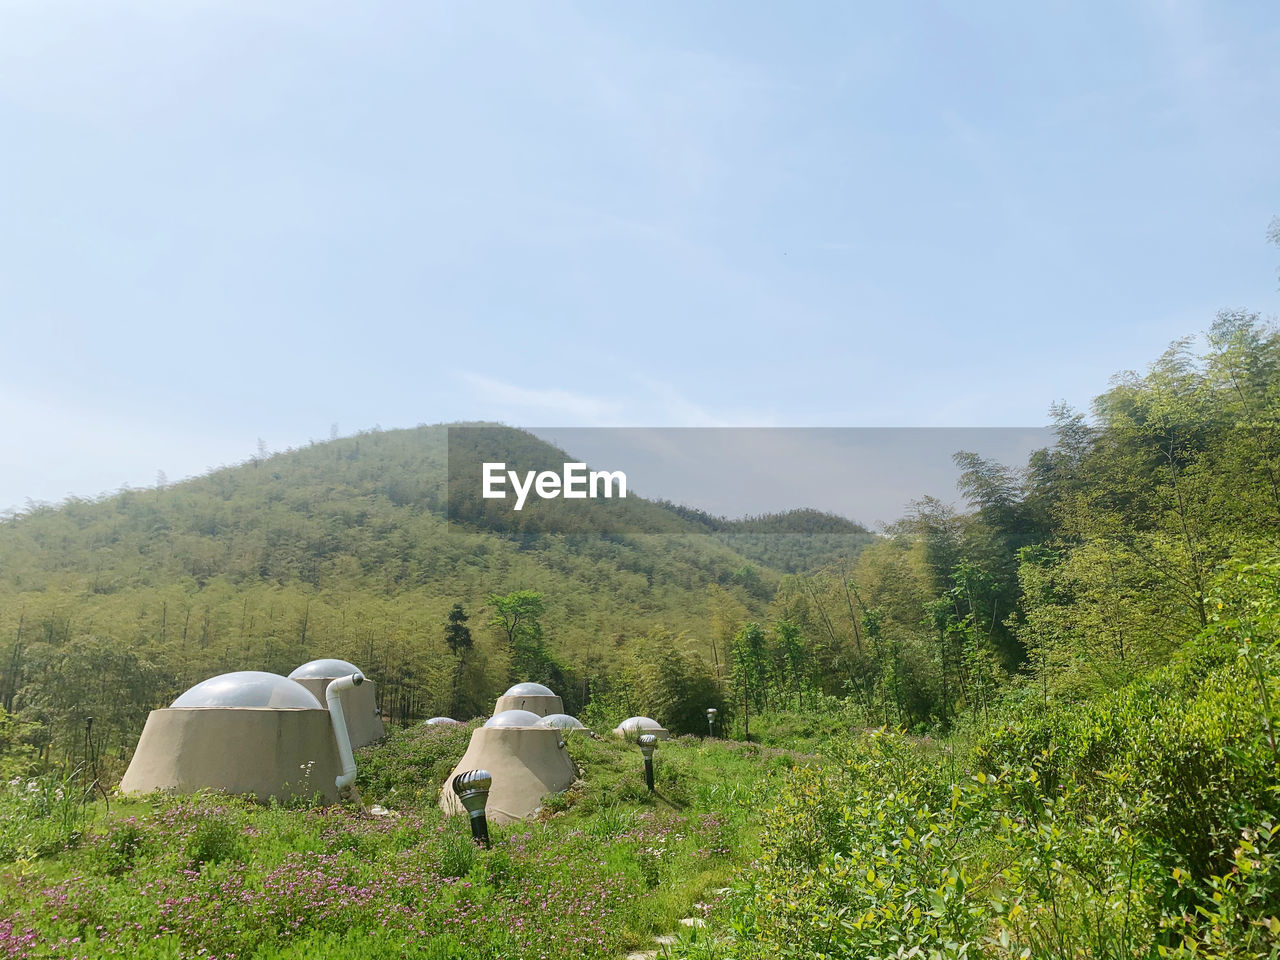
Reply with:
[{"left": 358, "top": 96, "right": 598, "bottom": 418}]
[
  {"left": 487, "top": 590, "right": 545, "bottom": 651},
  {"left": 487, "top": 590, "right": 561, "bottom": 685},
  {"left": 445, "top": 603, "right": 474, "bottom": 718},
  {"left": 1269, "top": 215, "right": 1280, "bottom": 286},
  {"left": 15, "top": 635, "right": 168, "bottom": 764},
  {"left": 730, "top": 622, "right": 768, "bottom": 739},
  {"left": 623, "top": 633, "right": 726, "bottom": 736},
  {"left": 707, "top": 584, "right": 747, "bottom": 680},
  {"left": 444, "top": 603, "right": 472, "bottom": 655},
  {"left": 771, "top": 619, "right": 812, "bottom": 706},
  {"left": 1206, "top": 310, "right": 1280, "bottom": 526}
]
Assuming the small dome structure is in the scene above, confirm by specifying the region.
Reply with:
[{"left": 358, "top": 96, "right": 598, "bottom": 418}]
[
  {"left": 441, "top": 724, "right": 577, "bottom": 824},
  {"left": 502, "top": 682, "right": 556, "bottom": 698},
  {"left": 493, "top": 681, "right": 564, "bottom": 718},
  {"left": 614, "top": 716, "right": 670, "bottom": 740},
  {"left": 538, "top": 714, "right": 585, "bottom": 731},
  {"left": 484, "top": 709, "right": 543, "bottom": 728},
  {"left": 289, "top": 658, "right": 362, "bottom": 679},
  {"left": 171, "top": 672, "right": 322, "bottom": 709},
  {"left": 286, "top": 659, "right": 385, "bottom": 747},
  {"left": 424, "top": 717, "right": 460, "bottom": 726}
]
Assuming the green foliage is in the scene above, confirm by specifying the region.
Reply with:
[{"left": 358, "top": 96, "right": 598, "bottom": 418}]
[
  {"left": 0, "top": 766, "right": 92, "bottom": 861},
  {"left": 355, "top": 715, "right": 475, "bottom": 806},
  {"left": 90, "top": 816, "right": 149, "bottom": 876},
  {"left": 0, "top": 704, "right": 39, "bottom": 781},
  {"left": 724, "top": 732, "right": 990, "bottom": 958},
  {"left": 2, "top": 307, "right": 1279, "bottom": 958},
  {"left": 622, "top": 634, "right": 727, "bottom": 736},
  {"left": 729, "top": 622, "right": 768, "bottom": 736},
  {"left": 184, "top": 812, "right": 244, "bottom": 866},
  {"left": 698, "top": 560, "right": 1280, "bottom": 959},
  {"left": 434, "top": 817, "right": 478, "bottom": 878},
  {"left": 731, "top": 315, "right": 1280, "bottom": 737},
  {"left": 15, "top": 635, "right": 166, "bottom": 768},
  {"left": 444, "top": 602, "right": 472, "bottom": 654},
  {"left": 726, "top": 698, "right": 854, "bottom": 752},
  {"left": 487, "top": 589, "right": 565, "bottom": 687}
]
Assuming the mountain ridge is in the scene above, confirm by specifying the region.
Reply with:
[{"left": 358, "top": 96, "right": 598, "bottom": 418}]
[{"left": 0, "top": 422, "right": 872, "bottom": 753}]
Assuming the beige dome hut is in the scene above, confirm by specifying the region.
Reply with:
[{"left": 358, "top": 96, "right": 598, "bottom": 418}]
[
  {"left": 440, "top": 709, "right": 577, "bottom": 824},
  {"left": 288, "top": 658, "right": 385, "bottom": 748},
  {"left": 119, "top": 671, "right": 366, "bottom": 804},
  {"left": 493, "top": 682, "right": 563, "bottom": 718}
]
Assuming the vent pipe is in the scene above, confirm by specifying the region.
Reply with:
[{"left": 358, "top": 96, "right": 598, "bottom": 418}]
[{"left": 327, "top": 673, "right": 364, "bottom": 797}]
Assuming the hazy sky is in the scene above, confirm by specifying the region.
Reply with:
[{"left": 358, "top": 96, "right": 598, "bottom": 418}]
[
  {"left": 2, "top": 1, "right": 1277, "bottom": 512},
  {"left": 526, "top": 427, "right": 1055, "bottom": 528}
]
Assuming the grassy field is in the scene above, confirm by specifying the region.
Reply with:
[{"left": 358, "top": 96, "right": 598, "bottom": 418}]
[
  {"left": 5, "top": 662, "right": 1279, "bottom": 960},
  {"left": 0, "top": 721, "right": 802, "bottom": 959}
]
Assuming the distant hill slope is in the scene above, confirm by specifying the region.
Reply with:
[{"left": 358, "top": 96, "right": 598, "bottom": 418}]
[
  {"left": 651, "top": 502, "right": 873, "bottom": 573},
  {"left": 0, "top": 423, "right": 871, "bottom": 748}
]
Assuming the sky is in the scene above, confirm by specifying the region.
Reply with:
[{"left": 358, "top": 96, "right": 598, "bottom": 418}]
[{"left": 1, "top": 0, "right": 1277, "bottom": 513}]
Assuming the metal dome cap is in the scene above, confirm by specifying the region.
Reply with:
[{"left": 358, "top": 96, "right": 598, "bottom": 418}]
[
  {"left": 171, "top": 672, "right": 323, "bottom": 709},
  {"left": 288, "top": 658, "right": 363, "bottom": 680},
  {"left": 538, "top": 714, "right": 585, "bottom": 731},
  {"left": 502, "top": 682, "right": 556, "bottom": 698},
  {"left": 483, "top": 709, "right": 544, "bottom": 728},
  {"left": 424, "top": 717, "right": 461, "bottom": 726}
]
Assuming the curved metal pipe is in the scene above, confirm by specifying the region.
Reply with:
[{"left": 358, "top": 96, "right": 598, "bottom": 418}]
[{"left": 326, "top": 673, "right": 364, "bottom": 793}]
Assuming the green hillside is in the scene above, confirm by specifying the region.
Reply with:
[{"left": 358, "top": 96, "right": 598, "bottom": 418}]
[{"left": 0, "top": 423, "right": 868, "bottom": 765}]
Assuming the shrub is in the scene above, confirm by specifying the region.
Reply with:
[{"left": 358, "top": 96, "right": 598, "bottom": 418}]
[
  {"left": 91, "top": 816, "right": 149, "bottom": 875},
  {"left": 185, "top": 814, "right": 243, "bottom": 866},
  {"left": 356, "top": 717, "right": 474, "bottom": 806}
]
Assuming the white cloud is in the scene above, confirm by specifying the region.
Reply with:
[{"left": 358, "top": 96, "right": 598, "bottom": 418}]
[
  {"left": 455, "top": 371, "right": 778, "bottom": 429},
  {"left": 455, "top": 372, "right": 626, "bottom": 425},
  {"left": 631, "top": 376, "right": 777, "bottom": 428}
]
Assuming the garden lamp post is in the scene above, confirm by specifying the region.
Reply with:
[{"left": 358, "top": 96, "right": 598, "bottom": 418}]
[
  {"left": 638, "top": 734, "right": 657, "bottom": 792},
  {"left": 452, "top": 769, "right": 493, "bottom": 848},
  {"left": 706, "top": 707, "right": 717, "bottom": 738}
]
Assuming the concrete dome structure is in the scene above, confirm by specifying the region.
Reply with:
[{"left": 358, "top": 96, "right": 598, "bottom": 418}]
[
  {"left": 613, "top": 716, "right": 670, "bottom": 740},
  {"left": 286, "top": 658, "right": 385, "bottom": 747},
  {"left": 440, "top": 725, "right": 577, "bottom": 824},
  {"left": 484, "top": 709, "right": 543, "bottom": 728},
  {"left": 493, "top": 681, "right": 563, "bottom": 718},
  {"left": 538, "top": 714, "right": 586, "bottom": 732},
  {"left": 120, "top": 671, "right": 369, "bottom": 804}
]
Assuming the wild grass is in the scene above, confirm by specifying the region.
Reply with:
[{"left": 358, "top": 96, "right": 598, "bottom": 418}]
[{"left": 0, "top": 724, "right": 788, "bottom": 959}]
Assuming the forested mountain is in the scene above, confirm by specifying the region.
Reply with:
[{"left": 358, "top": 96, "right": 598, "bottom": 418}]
[
  {"left": 3, "top": 305, "right": 1278, "bottom": 833},
  {"left": 0, "top": 423, "right": 867, "bottom": 764},
  {"left": 2, "top": 315, "right": 1280, "bottom": 957}
]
